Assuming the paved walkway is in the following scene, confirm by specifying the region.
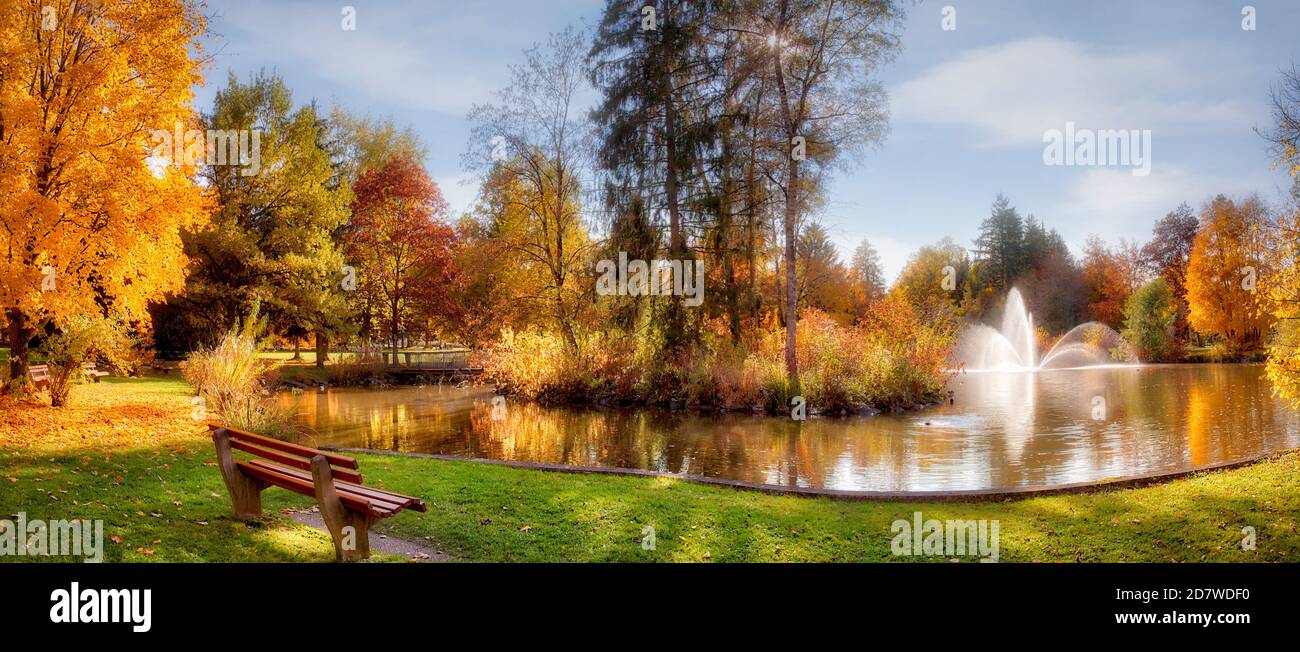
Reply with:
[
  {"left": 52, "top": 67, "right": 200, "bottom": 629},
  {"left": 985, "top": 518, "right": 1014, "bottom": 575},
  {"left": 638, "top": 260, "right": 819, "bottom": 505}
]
[{"left": 288, "top": 508, "right": 455, "bottom": 562}]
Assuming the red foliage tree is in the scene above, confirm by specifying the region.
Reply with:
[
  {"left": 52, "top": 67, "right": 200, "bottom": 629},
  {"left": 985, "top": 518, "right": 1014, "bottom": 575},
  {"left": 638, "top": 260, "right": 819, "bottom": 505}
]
[
  {"left": 345, "top": 155, "right": 457, "bottom": 358},
  {"left": 1081, "top": 235, "right": 1141, "bottom": 330}
]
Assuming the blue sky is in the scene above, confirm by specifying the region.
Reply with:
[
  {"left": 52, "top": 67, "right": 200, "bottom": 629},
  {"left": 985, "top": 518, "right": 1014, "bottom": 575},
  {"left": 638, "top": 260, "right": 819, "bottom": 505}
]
[{"left": 196, "top": 0, "right": 1299, "bottom": 280}]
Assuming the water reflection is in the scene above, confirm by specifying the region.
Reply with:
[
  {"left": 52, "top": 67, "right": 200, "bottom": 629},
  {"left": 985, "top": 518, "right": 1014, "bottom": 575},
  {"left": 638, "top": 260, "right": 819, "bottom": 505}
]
[{"left": 279, "top": 364, "right": 1300, "bottom": 492}]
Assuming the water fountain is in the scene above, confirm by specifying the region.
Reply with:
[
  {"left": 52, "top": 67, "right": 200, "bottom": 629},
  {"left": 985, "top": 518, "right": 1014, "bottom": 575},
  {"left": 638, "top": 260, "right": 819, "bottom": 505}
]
[{"left": 956, "top": 288, "right": 1135, "bottom": 372}]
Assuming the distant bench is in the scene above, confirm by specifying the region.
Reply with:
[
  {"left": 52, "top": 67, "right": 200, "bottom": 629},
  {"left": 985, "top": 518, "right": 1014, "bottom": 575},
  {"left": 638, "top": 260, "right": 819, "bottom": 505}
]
[
  {"left": 209, "top": 423, "right": 428, "bottom": 561},
  {"left": 29, "top": 364, "right": 50, "bottom": 390},
  {"left": 82, "top": 362, "right": 109, "bottom": 382},
  {"left": 26, "top": 363, "right": 107, "bottom": 390}
]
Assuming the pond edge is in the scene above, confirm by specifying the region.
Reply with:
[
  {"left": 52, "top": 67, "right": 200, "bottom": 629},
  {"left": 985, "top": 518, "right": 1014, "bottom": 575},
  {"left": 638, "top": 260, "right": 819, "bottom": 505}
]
[{"left": 317, "top": 444, "right": 1300, "bottom": 502}]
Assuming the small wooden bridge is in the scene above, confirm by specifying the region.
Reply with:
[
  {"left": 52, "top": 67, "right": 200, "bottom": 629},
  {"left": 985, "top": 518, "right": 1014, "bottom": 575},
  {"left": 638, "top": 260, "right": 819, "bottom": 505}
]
[{"left": 382, "top": 350, "right": 483, "bottom": 381}]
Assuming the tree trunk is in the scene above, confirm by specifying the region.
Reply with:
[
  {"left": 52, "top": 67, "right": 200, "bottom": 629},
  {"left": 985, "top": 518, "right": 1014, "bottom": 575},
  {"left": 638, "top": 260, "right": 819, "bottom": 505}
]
[
  {"left": 772, "top": 2, "right": 800, "bottom": 394},
  {"left": 390, "top": 293, "right": 401, "bottom": 366},
  {"left": 291, "top": 339, "right": 302, "bottom": 361},
  {"left": 314, "top": 330, "right": 329, "bottom": 368},
  {"left": 5, "top": 308, "right": 33, "bottom": 389},
  {"left": 783, "top": 160, "right": 800, "bottom": 393},
  {"left": 661, "top": 7, "right": 685, "bottom": 350}
]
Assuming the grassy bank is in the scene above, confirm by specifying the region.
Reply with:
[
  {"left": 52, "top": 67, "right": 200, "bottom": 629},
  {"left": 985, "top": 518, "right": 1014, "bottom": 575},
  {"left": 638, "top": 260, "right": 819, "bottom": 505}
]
[{"left": 2, "top": 376, "right": 1297, "bottom": 562}]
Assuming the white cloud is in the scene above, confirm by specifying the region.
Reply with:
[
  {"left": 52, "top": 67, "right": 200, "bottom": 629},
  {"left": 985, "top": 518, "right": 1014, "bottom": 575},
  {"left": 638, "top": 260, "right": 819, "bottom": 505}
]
[
  {"left": 893, "top": 37, "right": 1254, "bottom": 147},
  {"left": 1048, "top": 165, "right": 1272, "bottom": 250},
  {"left": 218, "top": 1, "right": 557, "bottom": 115}
]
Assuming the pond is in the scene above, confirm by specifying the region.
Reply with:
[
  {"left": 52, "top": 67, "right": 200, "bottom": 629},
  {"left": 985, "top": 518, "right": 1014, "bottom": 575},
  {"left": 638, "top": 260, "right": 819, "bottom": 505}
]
[{"left": 277, "top": 363, "right": 1300, "bottom": 492}]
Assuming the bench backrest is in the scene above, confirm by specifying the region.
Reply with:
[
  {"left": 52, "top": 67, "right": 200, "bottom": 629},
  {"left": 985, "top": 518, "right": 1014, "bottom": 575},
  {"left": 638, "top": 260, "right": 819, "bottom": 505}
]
[
  {"left": 207, "top": 423, "right": 362, "bottom": 484},
  {"left": 29, "top": 365, "right": 50, "bottom": 382}
]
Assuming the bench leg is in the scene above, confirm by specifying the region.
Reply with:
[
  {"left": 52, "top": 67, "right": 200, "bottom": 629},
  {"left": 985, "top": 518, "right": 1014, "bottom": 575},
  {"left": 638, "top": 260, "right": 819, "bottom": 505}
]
[
  {"left": 311, "top": 455, "right": 376, "bottom": 562},
  {"left": 212, "top": 428, "right": 266, "bottom": 520}
]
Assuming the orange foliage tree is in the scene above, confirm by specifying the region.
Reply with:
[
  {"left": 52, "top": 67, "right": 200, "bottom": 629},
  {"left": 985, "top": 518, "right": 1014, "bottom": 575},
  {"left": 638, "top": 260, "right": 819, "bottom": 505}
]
[
  {"left": 1185, "top": 195, "right": 1275, "bottom": 353},
  {"left": 0, "top": 0, "right": 208, "bottom": 384},
  {"left": 1080, "top": 236, "right": 1141, "bottom": 330}
]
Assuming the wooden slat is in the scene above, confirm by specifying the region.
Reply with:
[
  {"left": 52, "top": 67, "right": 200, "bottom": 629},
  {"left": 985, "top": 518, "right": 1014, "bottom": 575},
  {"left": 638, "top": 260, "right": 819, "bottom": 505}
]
[
  {"left": 229, "top": 439, "right": 364, "bottom": 484},
  {"left": 235, "top": 461, "right": 389, "bottom": 518},
  {"left": 208, "top": 423, "right": 358, "bottom": 469},
  {"left": 247, "top": 460, "right": 420, "bottom": 514}
]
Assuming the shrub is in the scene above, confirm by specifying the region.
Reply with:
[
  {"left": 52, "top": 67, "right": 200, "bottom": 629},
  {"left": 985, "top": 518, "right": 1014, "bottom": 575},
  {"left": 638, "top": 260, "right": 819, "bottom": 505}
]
[
  {"left": 481, "top": 300, "right": 959, "bottom": 415},
  {"left": 39, "top": 316, "right": 115, "bottom": 407},
  {"left": 1122, "top": 279, "right": 1179, "bottom": 361},
  {"left": 326, "top": 341, "right": 389, "bottom": 385},
  {"left": 183, "top": 306, "right": 297, "bottom": 438}
]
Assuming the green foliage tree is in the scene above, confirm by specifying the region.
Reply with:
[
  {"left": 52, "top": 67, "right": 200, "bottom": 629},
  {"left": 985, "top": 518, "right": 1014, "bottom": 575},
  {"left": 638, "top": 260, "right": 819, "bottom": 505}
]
[
  {"left": 1122, "top": 279, "right": 1178, "bottom": 361},
  {"left": 160, "top": 71, "right": 351, "bottom": 359},
  {"left": 972, "top": 194, "right": 1026, "bottom": 293}
]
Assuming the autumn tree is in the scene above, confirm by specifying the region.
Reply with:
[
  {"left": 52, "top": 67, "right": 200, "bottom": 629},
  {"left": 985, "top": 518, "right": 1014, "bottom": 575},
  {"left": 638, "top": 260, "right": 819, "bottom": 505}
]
[
  {"left": 1185, "top": 195, "right": 1275, "bottom": 354},
  {"left": 346, "top": 155, "right": 457, "bottom": 361},
  {"left": 1140, "top": 203, "right": 1198, "bottom": 341},
  {"left": 892, "top": 238, "right": 969, "bottom": 318},
  {"left": 796, "top": 223, "right": 851, "bottom": 320},
  {"left": 1260, "top": 66, "right": 1300, "bottom": 403},
  {"left": 849, "top": 238, "right": 886, "bottom": 317},
  {"left": 1013, "top": 215, "right": 1083, "bottom": 333},
  {"left": 466, "top": 27, "right": 595, "bottom": 352},
  {"left": 0, "top": 0, "right": 208, "bottom": 387},
  {"left": 1081, "top": 235, "right": 1141, "bottom": 330},
  {"left": 326, "top": 105, "right": 427, "bottom": 189},
  {"left": 1017, "top": 246, "right": 1085, "bottom": 334},
  {"left": 752, "top": 0, "right": 904, "bottom": 391},
  {"left": 319, "top": 106, "right": 427, "bottom": 363}
]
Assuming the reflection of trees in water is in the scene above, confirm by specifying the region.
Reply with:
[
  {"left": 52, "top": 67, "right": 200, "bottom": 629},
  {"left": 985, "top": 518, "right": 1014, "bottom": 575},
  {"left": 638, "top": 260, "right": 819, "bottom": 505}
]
[
  {"left": 1183, "top": 365, "right": 1296, "bottom": 466},
  {"left": 286, "top": 387, "right": 483, "bottom": 452},
  {"left": 956, "top": 365, "right": 1300, "bottom": 488},
  {"left": 282, "top": 367, "right": 1300, "bottom": 491}
]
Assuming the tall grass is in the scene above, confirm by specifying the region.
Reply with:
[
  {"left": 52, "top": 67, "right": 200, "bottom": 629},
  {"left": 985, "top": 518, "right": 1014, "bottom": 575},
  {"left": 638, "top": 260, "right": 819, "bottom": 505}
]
[
  {"left": 481, "top": 296, "right": 959, "bottom": 414},
  {"left": 182, "top": 307, "right": 298, "bottom": 438},
  {"left": 325, "top": 340, "right": 389, "bottom": 385}
]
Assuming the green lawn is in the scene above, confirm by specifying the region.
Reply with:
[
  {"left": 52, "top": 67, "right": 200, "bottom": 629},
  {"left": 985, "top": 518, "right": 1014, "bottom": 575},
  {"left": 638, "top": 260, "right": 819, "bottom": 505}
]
[{"left": 2, "top": 376, "right": 1297, "bottom": 562}]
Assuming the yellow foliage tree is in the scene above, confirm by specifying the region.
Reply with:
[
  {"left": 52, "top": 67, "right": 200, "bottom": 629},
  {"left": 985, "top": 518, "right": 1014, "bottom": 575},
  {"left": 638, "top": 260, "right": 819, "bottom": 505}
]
[
  {"left": 1261, "top": 66, "right": 1300, "bottom": 404},
  {"left": 1184, "top": 195, "right": 1275, "bottom": 355},
  {"left": 0, "top": 1, "right": 208, "bottom": 384}
]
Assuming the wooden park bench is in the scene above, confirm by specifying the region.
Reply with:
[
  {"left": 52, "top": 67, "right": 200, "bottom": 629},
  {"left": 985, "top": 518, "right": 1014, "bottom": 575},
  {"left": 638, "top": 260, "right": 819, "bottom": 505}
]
[
  {"left": 27, "top": 363, "right": 107, "bottom": 390},
  {"left": 82, "top": 362, "right": 109, "bottom": 382},
  {"left": 208, "top": 423, "right": 427, "bottom": 561},
  {"left": 28, "top": 364, "right": 50, "bottom": 391},
  {"left": 150, "top": 362, "right": 180, "bottom": 374}
]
